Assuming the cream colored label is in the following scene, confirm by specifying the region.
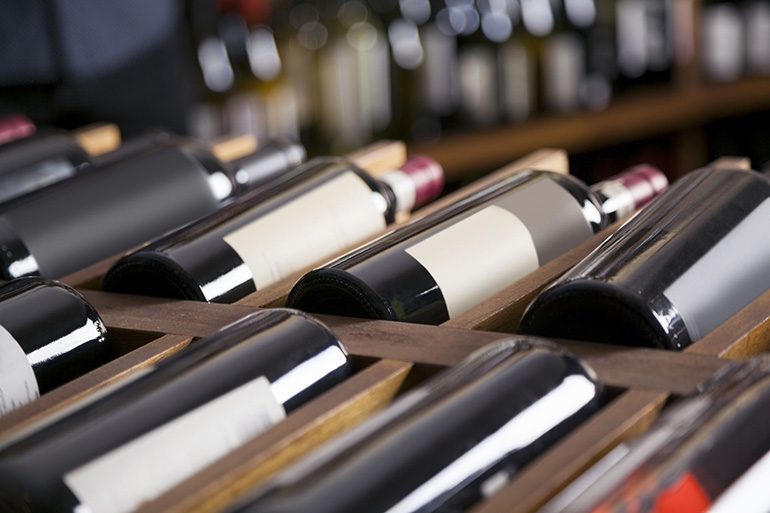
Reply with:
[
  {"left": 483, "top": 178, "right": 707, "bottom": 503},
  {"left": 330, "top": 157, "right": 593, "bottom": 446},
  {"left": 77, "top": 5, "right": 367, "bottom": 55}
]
[
  {"left": 224, "top": 171, "right": 387, "bottom": 290},
  {"left": 0, "top": 324, "right": 38, "bottom": 416},
  {"left": 64, "top": 376, "right": 285, "bottom": 513},
  {"left": 405, "top": 205, "right": 539, "bottom": 318}
]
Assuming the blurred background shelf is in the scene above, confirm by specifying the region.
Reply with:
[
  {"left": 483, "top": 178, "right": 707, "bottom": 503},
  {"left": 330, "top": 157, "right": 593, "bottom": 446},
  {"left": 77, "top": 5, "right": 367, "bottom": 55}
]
[{"left": 410, "top": 75, "right": 770, "bottom": 183}]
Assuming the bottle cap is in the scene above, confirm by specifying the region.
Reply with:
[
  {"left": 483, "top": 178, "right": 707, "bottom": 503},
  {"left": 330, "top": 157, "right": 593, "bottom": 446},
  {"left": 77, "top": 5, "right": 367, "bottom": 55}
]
[
  {"left": 591, "top": 164, "right": 669, "bottom": 221},
  {"left": 400, "top": 155, "right": 445, "bottom": 209},
  {"left": 380, "top": 155, "right": 444, "bottom": 215},
  {"left": 0, "top": 114, "right": 35, "bottom": 144}
]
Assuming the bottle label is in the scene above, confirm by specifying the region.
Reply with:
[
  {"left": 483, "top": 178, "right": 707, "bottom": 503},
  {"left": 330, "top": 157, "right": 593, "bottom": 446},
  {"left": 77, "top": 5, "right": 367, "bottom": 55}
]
[
  {"left": 0, "top": 323, "right": 38, "bottom": 415},
  {"left": 406, "top": 205, "right": 539, "bottom": 318},
  {"left": 224, "top": 171, "right": 387, "bottom": 290},
  {"left": 404, "top": 178, "right": 592, "bottom": 318},
  {"left": 64, "top": 376, "right": 286, "bottom": 513},
  {"left": 664, "top": 199, "right": 770, "bottom": 342}
]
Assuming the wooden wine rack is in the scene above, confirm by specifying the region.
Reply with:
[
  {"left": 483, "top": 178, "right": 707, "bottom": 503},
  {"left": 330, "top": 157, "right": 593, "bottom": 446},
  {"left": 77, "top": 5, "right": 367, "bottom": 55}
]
[{"left": 0, "top": 142, "right": 766, "bottom": 513}]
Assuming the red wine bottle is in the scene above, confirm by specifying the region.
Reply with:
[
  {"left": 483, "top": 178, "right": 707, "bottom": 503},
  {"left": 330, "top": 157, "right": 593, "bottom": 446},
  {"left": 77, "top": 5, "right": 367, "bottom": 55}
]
[
  {"left": 0, "top": 114, "right": 35, "bottom": 145},
  {"left": 0, "top": 136, "right": 306, "bottom": 280},
  {"left": 102, "top": 155, "right": 444, "bottom": 303},
  {"left": 286, "top": 164, "right": 666, "bottom": 325},
  {"left": 541, "top": 357, "right": 770, "bottom": 513},
  {"left": 223, "top": 338, "right": 604, "bottom": 513},
  {"left": 0, "top": 308, "right": 353, "bottom": 513},
  {"left": 0, "top": 277, "right": 109, "bottom": 416},
  {"left": 520, "top": 166, "right": 770, "bottom": 350}
]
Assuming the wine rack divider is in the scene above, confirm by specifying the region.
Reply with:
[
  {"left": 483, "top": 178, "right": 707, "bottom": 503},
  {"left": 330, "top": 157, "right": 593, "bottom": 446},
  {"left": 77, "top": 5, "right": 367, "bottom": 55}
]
[{"left": 0, "top": 144, "right": 761, "bottom": 513}]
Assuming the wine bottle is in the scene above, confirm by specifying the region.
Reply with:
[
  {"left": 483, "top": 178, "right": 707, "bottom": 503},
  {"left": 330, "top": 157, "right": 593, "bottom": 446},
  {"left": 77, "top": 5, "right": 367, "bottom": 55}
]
[
  {"left": 0, "top": 308, "right": 353, "bottom": 513},
  {"left": 0, "top": 123, "right": 121, "bottom": 206},
  {"left": 102, "top": 154, "right": 444, "bottom": 303},
  {"left": 222, "top": 338, "right": 604, "bottom": 513},
  {"left": 0, "top": 277, "right": 109, "bottom": 416},
  {"left": 519, "top": 166, "right": 770, "bottom": 350},
  {"left": 541, "top": 0, "right": 587, "bottom": 114},
  {"left": 286, "top": 164, "right": 666, "bottom": 325},
  {"left": 540, "top": 357, "right": 770, "bottom": 513},
  {"left": 742, "top": 0, "right": 770, "bottom": 76},
  {"left": 499, "top": 2, "right": 538, "bottom": 123},
  {"left": 0, "top": 135, "right": 306, "bottom": 280},
  {"left": 701, "top": 0, "right": 745, "bottom": 82},
  {"left": 614, "top": 0, "right": 674, "bottom": 92},
  {"left": 455, "top": 0, "right": 501, "bottom": 128},
  {"left": 0, "top": 113, "right": 35, "bottom": 145}
]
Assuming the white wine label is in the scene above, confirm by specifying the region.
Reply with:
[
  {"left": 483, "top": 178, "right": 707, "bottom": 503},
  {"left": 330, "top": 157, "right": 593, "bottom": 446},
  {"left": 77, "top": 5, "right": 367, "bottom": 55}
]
[
  {"left": 224, "top": 171, "right": 387, "bottom": 290},
  {"left": 495, "top": 178, "right": 594, "bottom": 264},
  {"left": 665, "top": 199, "right": 770, "bottom": 342},
  {"left": 64, "top": 376, "right": 285, "bottom": 513},
  {"left": 0, "top": 323, "right": 38, "bottom": 416},
  {"left": 406, "top": 205, "right": 539, "bottom": 318}
]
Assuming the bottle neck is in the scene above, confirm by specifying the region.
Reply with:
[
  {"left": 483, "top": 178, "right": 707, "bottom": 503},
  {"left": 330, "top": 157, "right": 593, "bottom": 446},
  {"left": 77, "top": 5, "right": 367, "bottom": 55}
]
[{"left": 589, "top": 164, "right": 668, "bottom": 222}]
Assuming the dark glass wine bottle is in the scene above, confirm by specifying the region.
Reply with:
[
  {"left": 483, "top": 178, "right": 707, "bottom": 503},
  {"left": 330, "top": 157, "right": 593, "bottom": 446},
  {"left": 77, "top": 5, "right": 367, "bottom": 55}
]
[
  {"left": 0, "top": 135, "right": 306, "bottom": 280},
  {"left": 286, "top": 164, "right": 666, "bottom": 325},
  {"left": 0, "top": 123, "right": 122, "bottom": 206},
  {"left": 520, "top": 166, "right": 770, "bottom": 350},
  {"left": 541, "top": 357, "right": 770, "bottom": 513},
  {"left": 0, "top": 277, "right": 109, "bottom": 416},
  {"left": 0, "top": 113, "right": 34, "bottom": 145},
  {"left": 223, "top": 338, "right": 604, "bottom": 513},
  {"left": 0, "top": 308, "right": 353, "bottom": 513},
  {"left": 102, "top": 154, "right": 444, "bottom": 303}
]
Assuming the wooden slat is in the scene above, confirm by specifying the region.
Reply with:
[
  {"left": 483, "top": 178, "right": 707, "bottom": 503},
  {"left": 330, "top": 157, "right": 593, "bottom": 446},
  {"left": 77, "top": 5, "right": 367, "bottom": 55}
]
[
  {"left": 137, "top": 359, "right": 414, "bottom": 513},
  {"left": 471, "top": 389, "right": 669, "bottom": 513},
  {"left": 346, "top": 139, "right": 407, "bottom": 176},
  {"left": 320, "top": 315, "right": 727, "bottom": 395},
  {"left": 81, "top": 290, "right": 257, "bottom": 339},
  {"left": 62, "top": 291, "right": 731, "bottom": 397}
]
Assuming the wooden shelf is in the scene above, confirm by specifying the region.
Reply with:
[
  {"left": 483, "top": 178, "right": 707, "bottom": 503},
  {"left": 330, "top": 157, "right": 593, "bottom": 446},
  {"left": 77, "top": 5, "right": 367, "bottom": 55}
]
[
  {"left": 1, "top": 147, "right": 768, "bottom": 513},
  {"left": 410, "top": 76, "right": 770, "bottom": 182}
]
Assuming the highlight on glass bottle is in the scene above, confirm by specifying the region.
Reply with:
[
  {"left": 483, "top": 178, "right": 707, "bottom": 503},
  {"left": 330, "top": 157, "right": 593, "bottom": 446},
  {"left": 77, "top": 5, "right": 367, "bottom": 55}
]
[
  {"left": 541, "top": 355, "right": 770, "bottom": 513},
  {"left": 0, "top": 308, "right": 353, "bottom": 513},
  {"left": 286, "top": 163, "right": 666, "bottom": 325},
  {"left": 221, "top": 337, "right": 604, "bottom": 513},
  {"left": 101, "top": 153, "right": 444, "bottom": 303},
  {"left": 519, "top": 165, "right": 770, "bottom": 350},
  {"left": 0, "top": 277, "right": 109, "bottom": 417},
  {"left": 0, "top": 134, "right": 305, "bottom": 280}
]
